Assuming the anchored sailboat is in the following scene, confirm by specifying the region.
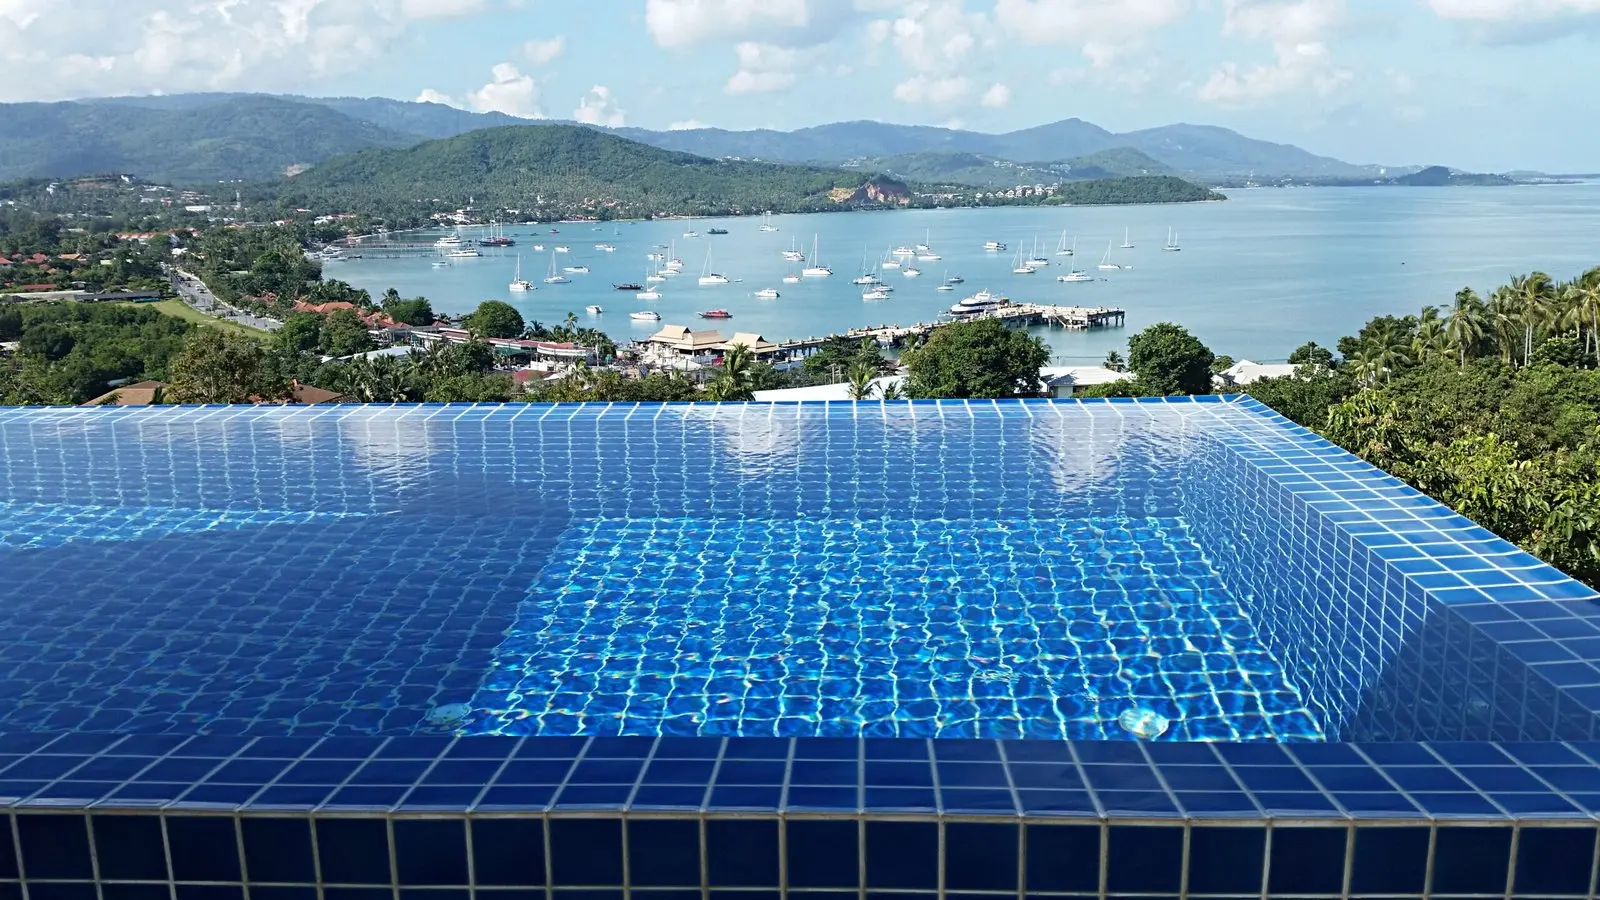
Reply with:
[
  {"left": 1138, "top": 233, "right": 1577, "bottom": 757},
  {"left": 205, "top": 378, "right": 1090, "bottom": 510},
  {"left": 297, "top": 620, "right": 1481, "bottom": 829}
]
[
  {"left": 802, "top": 234, "right": 832, "bottom": 277},
  {"left": 1163, "top": 228, "right": 1181, "bottom": 252},
  {"left": 1097, "top": 240, "right": 1121, "bottom": 271}
]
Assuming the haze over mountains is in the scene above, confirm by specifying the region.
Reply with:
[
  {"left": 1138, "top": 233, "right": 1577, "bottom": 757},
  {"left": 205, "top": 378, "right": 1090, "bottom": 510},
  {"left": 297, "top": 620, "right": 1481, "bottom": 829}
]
[{"left": 0, "top": 93, "right": 1403, "bottom": 186}]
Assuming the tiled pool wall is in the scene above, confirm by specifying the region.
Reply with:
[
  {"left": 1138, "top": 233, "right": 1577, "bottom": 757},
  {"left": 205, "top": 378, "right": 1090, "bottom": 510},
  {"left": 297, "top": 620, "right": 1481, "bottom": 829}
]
[
  {"left": 8, "top": 400, "right": 1600, "bottom": 899},
  {"left": 1185, "top": 402, "right": 1600, "bottom": 742}
]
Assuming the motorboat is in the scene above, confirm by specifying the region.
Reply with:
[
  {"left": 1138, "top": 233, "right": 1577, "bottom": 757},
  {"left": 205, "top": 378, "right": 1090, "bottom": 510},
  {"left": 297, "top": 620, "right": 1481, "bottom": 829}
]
[
  {"left": 631, "top": 309, "right": 661, "bottom": 320},
  {"left": 945, "top": 274, "right": 965, "bottom": 284},
  {"left": 753, "top": 288, "right": 780, "bottom": 299},
  {"left": 595, "top": 243, "right": 616, "bottom": 252},
  {"left": 892, "top": 245, "right": 915, "bottom": 256},
  {"left": 862, "top": 289, "right": 890, "bottom": 301},
  {"left": 446, "top": 247, "right": 480, "bottom": 258},
  {"left": 431, "top": 261, "right": 449, "bottom": 268},
  {"left": 614, "top": 282, "right": 644, "bottom": 291},
  {"left": 586, "top": 305, "right": 604, "bottom": 315},
  {"left": 554, "top": 246, "right": 570, "bottom": 253},
  {"left": 683, "top": 229, "right": 700, "bottom": 238},
  {"left": 564, "top": 265, "right": 590, "bottom": 274},
  {"left": 708, "top": 228, "right": 728, "bottom": 235},
  {"left": 901, "top": 267, "right": 921, "bottom": 278},
  {"left": 636, "top": 288, "right": 662, "bottom": 301},
  {"left": 782, "top": 273, "right": 801, "bottom": 284},
  {"left": 532, "top": 244, "right": 545, "bottom": 251},
  {"left": 699, "top": 309, "right": 732, "bottom": 319},
  {"left": 1058, "top": 270, "right": 1093, "bottom": 282},
  {"left": 983, "top": 240, "right": 1006, "bottom": 252}
]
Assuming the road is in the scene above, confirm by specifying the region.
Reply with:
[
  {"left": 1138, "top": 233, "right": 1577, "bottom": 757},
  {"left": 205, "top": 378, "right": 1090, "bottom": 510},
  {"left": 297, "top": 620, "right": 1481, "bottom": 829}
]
[{"left": 169, "top": 269, "right": 283, "bottom": 333}]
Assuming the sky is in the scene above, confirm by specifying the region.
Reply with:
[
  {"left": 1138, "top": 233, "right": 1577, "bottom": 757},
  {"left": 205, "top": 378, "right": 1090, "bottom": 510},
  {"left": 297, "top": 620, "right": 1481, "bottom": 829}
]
[{"left": 0, "top": 0, "right": 1596, "bottom": 171}]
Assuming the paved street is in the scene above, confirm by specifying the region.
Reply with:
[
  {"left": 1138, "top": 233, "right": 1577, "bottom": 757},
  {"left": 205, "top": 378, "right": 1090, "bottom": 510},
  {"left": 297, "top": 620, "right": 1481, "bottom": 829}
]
[{"left": 170, "top": 269, "right": 283, "bottom": 332}]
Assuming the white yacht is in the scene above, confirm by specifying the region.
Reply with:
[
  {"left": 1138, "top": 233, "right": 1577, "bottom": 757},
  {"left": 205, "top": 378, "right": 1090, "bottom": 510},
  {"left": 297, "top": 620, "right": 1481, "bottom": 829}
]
[
  {"left": 759, "top": 212, "right": 779, "bottom": 232},
  {"left": 431, "top": 260, "right": 449, "bottom": 268},
  {"left": 683, "top": 229, "right": 700, "bottom": 238},
  {"left": 1098, "top": 240, "right": 1121, "bottom": 270},
  {"left": 631, "top": 309, "right": 661, "bottom": 320},
  {"left": 1163, "top": 227, "right": 1181, "bottom": 252},
  {"left": 1056, "top": 231, "right": 1075, "bottom": 257},
  {"left": 782, "top": 273, "right": 801, "bottom": 284},
  {"left": 753, "top": 288, "right": 780, "bottom": 299},
  {"left": 434, "top": 235, "right": 464, "bottom": 248},
  {"left": 880, "top": 247, "right": 901, "bottom": 270},
  {"left": 915, "top": 231, "right": 932, "bottom": 252},
  {"left": 532, "top": 243, "right": 545, "bottom": 251},
  {"left": 862, "top": 288, "right": 890, "bottom": 301},
  {"left": 937, "top": 283, "right": 955, "bottom": 292},
  {"left": 563, "top": 264, "right": 590, "bottom": 274},
  {"left": 1058, "top": 269, "right": 1093, "bottom": 283},
  {"left": 544, "top": 253, "right": 569, "bottom": 284},
  {"left": 698, "top": 249, "right": 730, "bottom": 285},
  {"left": 586, "top": 305, "right": 604, "bottom": 315},
  {"left": 637, "top": 285, "right": 663, "bottom": 300},
  {"left": 646, "top": 273, "right": 667, "bottom": 283},
  {"left": 1011, "top": 249, "right": 1035, "bottom": 275},
  {"left": 917, "top": 250, "right": 942, "bottom": 261},
  {"left": 446, "top": 247, "right": 480, "bottom": 258},
  {"left": 509, "top": 256, "right": 534, "bottom": 292},
  {"left": 983, "top": 240, "right": 1007, "bottom": 252},
  {"left": 1027, "top": 237, "right": 1050, "bottom": 268},
  {"left": 595, "top": 243, "right": 616, "bottom": 252},
  {"left": 945, "top": 273, "right": 965, "bottom": 284},
  {"left": 902, "top": 266, "right": 921, "bottom": 278},
  {"left": 801, "top": 235, "right": 832, "bottom": 277},
  {"left": 892, "top": 245, "right": 915, "bottom": 256},
  {"left": 782, "top": 240, "right": 805, "bottom": 262},
  {"left": 1120, "top": 227, "right": 1134, "bottom": 249},
  {"left": 554, "top": 245, "right": 570, "bottom": 253}
]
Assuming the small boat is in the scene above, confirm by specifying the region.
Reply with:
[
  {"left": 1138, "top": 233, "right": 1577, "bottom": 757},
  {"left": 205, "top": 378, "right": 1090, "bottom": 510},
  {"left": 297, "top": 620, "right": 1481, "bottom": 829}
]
[
  {"left": 683, "top": 229, "right": 700, "bottom": 238},
  {"left": 564, "top": 265, "right": 590, "bottom": 274},
  {"left": 937, "top": 284, "right": 955, "bottom": 292},
  {"left": 902, "top": 267, "right": 921, "bottom": 278},
  {"left": 636, "top": 288, "right": 662, "bottom": 301},
  {"left": 549, "top": 228, "right": 560, "bottom": 233},
  {"left": 782, "top": 273, "right": 801, "bottom": 284},
  {"left": 554, "top": 246, "right": 570, "bottom": 253},
  {"left": 782, "top": 238, "right": 805, "bottom": 261},
  {"left": 892, "top": 245, "right": 915, "bottom": 256},
  {"left": 1011, "top": 249, "right": 1035, "bottom": 275},
  {"left": 759, "top": 213, "right": 778, "bottom": 232},
  {"left": 1027, "top": 237, "right": 1050, "bottom": 268},
  {"left": 801, "top": 234, "right": 831, "bottom": 277},
  {"left": 945, "top": 273, "right": 965, "bottom": 284},
  {"left": 916, "top": 231, "right": 932, "bottom": 251},
  {"left": 544, "top": 253, "right": 569, "bottom": 284},
  {"left": 1120, "top": 227, "right": 1134, "bottom": 249},
  {"left": 586, "top": 305, "right": 604, "bottom": 315},
  {"left": 595, "top": 243, "right": 616, "bottom": 252},
  {"left": 862, "top": 289, "right": 890, "bottom": 301},
  {"left": 753, "top": 288, "right": 780, "bottom": 299},
  {"left": 533, "top": 243, "right": 545, "bottom": 251},
  {"left": 708, "top": 228, "right": 728, "bottom": 235},
  {"left": 434, "top": 235, "right": 463, "bottom": 248},
  {"left": 431, "top": 261, "right": 449, "bottom": 268},
  {"left": 646, "top": 273, "right": 667, "bottom": 283},
  {"left": 613, "top": 282, "right": 644, "bottom": 291},
  {"left": 1163, "top": 227, "right": 1181, "bottom": 252},
  {"left": 1056, "top": 231, "right": 1074, "bottom": 257},
  {"left": 983, "top": 240, "right": 1006, "bottom": 252},
  {"left": 509, "top": 256, "right": 535, "bottom": 291},
  {"left": 1098, "top": 240, "right": 1121, "bottom": 270},
  {"left": 631, "top": 309, "right": 661, "bottom": 320},
  {"left": 1058, "top": 270, "right": 1093, "bottom": 282},
  {"left": 446, "top": 247, "right": 480, "bottom": 258},
  {"left": 698, "top": 249, "right": 729, "bottom": 285},
  {"left": 852, "top": 274, "right": 878, "bottom": 285},
  {"left": 880, "top": 246, "right": 901, "bottom": 270},
  {"left": 917, "top": 251, "right": 941, "bottom": 261},
  {"left": 647, "top": 252, "right": 664, "bottom": 261},
  {"left": 699, "top": 309, "right": 732, "bottom": 319}
]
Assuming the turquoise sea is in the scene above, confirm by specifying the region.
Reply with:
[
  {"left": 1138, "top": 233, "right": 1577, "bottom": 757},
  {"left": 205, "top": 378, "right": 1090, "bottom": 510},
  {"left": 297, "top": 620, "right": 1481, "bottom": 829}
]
[{"left": 332, "top": 183, "right": 1600, "bottom": 362}]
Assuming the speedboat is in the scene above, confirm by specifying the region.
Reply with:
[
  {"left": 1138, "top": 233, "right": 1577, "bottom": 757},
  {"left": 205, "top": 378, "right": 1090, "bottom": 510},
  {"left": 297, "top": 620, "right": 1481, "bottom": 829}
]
[
  {"left": 862, "top": 289, "right": 890, "bottom": 301},
  {"left": 753, "top": 288, "right": 780, "bottom": 299},
  {"left": 983, "top": 241, "right": 1006, "bottom": 252},
  {"left": 595, "top": 243, "right": 616, "bottom": 252},
  {"left": 892, "top": 246, "right": 915, "bottom": 256},
  {"left": 699, "top": 309, "right": 732, "bottom": 319},
  {"left": 631, "top": 309, "right": 661, "bottom": 320},
  {"left": 782, "top": 273, "right": 801, "bottom": 284},
  {"left": 636, "top": 288, "right": 662, "bottom": 301},
  {"left": 586, "top": 305, "right": 604, "bottom": 315},
  {"left": 902, "top": 267, "right": 921, "bottom": 278},
  {"left": 698, "top": 274, "right": 730, "bottom": 285},
  {"left": 937, "top": 284, "right": 955, "bottom": 292},
  {"left": 946, "top": 274, "right": 965, "bottom": 284},
  {"left": 564, "top": 265, "right": 590, "bottom": 274},
  {"left": 554, "top": 246, "right": 570, "bottom": 253},
  {"left": 1058, "top": 270, "right": 1093, "bottom": 283},
  {"left": 533, "top": 244, "right": 545, "bottom": 251},
  {"left": 432, "top": 261, "right": 449, "bottom": 268},
  {"left": 613, "top": 282, "right": 644, "bottom": 291}
]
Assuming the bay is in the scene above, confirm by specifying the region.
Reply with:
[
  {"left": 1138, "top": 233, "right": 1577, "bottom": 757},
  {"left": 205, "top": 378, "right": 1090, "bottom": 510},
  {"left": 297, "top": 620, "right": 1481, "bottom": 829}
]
[{"left": 331, "top": 184, "right": 1600, "bottom": 363}]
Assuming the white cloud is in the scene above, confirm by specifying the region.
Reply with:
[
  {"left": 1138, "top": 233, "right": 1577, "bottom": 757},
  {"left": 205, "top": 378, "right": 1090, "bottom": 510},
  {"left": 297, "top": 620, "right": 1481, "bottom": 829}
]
[
  {"left": 521, "top": 35, "right": 565, "bottom": 65},
  {"left": 415, "top": 88, "right": 460, "bottom": 106},
  {"left": 1426, "top": 0, "right": 1600, "bottom": 19},
  {"left": 993, "top": 0, "right": 1190, "bottom": 45},
  {"left": 0, "top": 0, "right": 488, "bottom": 101},
  {"left": 892, "top": 73, "right": 970, "bottom": 104},
  {"left": 573, "top": 84, "right": 626, "bottom": 126},
  {"left": 466, "top": 63, "right": 543, "bottom": 117},
  {"left": 1198, "top": 0, "right": 1352, "bottom": 108},
  {"left": 668, "top": 119, "right": 708, "bottom": 130},
  {"left": 644, "top": 0, "right": 853, "bottom": 47},
  {"left": 980, "top": 82, "right": 1011, "bottom": 107},
  {"left": 889, "top": 0, "right": 990, "bottom": 72},
  {"left": 725, "top": 41, "right": 799, "bottom": 94}
]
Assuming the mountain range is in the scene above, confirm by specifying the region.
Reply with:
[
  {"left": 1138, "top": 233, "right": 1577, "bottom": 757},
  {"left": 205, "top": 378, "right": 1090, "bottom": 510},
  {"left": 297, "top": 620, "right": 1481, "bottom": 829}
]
[{"left": 0, "top": 93, "right": 1402, "bottom": 186}]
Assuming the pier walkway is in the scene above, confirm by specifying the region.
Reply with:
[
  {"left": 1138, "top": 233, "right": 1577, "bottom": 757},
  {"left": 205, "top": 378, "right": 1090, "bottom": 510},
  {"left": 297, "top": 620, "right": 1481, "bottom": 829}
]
[{"left": 775, "top": 304, "right": 1126, "bottom": 353}]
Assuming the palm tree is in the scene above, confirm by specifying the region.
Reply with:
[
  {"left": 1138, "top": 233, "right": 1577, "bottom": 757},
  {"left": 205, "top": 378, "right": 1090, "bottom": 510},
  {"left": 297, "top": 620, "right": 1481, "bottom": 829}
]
[
  {"left": 1445, "top": 288, "right": 1486, "bottom": 370},
  {"left": 1565, "top": 272, "right": 1600, "bottom": 364},
  {"left": 705, "top": 343, "right": 755, "bottom": 401},
  {"left": 1364, "top": 319, "right": 1412, "bottom": 381},
  {"left": 1348, "top": 347, "right": 1385, "bottom": 386},
  {"left": 1412, "top": 305, "right": 1447, "bottom": 364},
  {"left": 846, "top": 363, "right": 878, "bottom": 400},
  {"left": 1488, "top": 287, "right": 1520, "bottom": 366},
  {"left": 1103, "top": 350, "right": 1126, "bottom": 373},
  {"left": 1510, "top": 272, "right": 1556, "bottom": 366}
]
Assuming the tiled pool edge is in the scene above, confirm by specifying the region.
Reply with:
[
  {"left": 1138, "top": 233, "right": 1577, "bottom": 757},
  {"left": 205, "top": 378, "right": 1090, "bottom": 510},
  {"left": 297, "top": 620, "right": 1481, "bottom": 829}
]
[{"left": 1211, "top": 396, "right": 1600, "bottom": 742}]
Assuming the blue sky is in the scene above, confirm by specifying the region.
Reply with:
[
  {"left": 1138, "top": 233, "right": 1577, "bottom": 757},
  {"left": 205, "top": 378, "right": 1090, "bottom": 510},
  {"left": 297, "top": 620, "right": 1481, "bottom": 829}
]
[{"left": 2, "top": 0, "right": 1596, "bottom": 171}]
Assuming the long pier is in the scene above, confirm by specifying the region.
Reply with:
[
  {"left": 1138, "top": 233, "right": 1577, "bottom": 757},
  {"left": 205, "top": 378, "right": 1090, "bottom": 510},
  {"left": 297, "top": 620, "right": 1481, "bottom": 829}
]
[{"left": 776, "top": 304, "right": 1126, "bottom": 353}]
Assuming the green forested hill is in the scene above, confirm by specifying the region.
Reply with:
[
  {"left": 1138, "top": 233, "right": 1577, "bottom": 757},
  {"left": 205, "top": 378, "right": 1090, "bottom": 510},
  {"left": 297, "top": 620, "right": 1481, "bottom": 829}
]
[
  {"left": 855, "top": 147, "right": 1176, "bottom": 188},
  {"left": 278, "top": 124, "right": 909, "bottom": 219},
  {"left": 0, "top": 97, "right": 415, "bottom": 182}
]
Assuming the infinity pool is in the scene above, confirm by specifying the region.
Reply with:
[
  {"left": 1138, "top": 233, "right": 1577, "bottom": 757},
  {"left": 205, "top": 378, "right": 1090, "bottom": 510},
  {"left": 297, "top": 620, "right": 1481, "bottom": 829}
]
[{"left": 0, "top": 400, "right": 1592, "bottom": 745}]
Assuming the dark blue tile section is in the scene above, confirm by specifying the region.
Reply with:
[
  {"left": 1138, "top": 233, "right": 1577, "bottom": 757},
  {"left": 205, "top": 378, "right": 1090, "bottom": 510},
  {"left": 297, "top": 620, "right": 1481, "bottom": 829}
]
[
  {"left": 242, "top": 817, "right": 316, "bottom": 884},
  {"left": 471, "top": 818, "right": 546, "bottom": 887},
  {"left": 786, "top": 819, "right": 859, "bottom": 889},
  {"left": 864, "top": 821, "right": 937, "bottom": 890},
  {"left": 548, "top": 818, "right": 623, "bottom": 886},
  {"left": 16, "top": 813, "right": 92, "bottom": 879},
  {"left": 1187, "top": 826, "right": 1264, "bottom": 895},
  {"left": 1025, "top": 823, "right": 1102, "bottom": 894},
  {"left": 706, "top": 818, "right": 778, "bottom": 887},
  {"left": 91, "top": 815, "right": 167, "bottom": 881},
  {"left": 628, "top": 818, "right": 700, "bottom": 887},
  {"left": 394, "top": 818, "right": 468, "bottom": 885},
  {"left": 1268, "top": 826, "right": 1348, "bottom": 897},
  {"left": 316, "top": 818, "right": 392, "bottom": 885},
  {"left": 1433, "top": 825, "right": 1514, "bottom": 895}
]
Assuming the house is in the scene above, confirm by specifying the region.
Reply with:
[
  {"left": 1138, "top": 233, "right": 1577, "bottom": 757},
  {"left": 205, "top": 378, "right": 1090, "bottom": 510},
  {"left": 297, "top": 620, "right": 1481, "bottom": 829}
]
[
  {"left": 83, "top": 380, "right": 168, "bottom": 406},
  {"left": 1039, "top": 366, "right": 1134, "bottom": 398},
  {"left": 290, "top": 382, "right": 345, "bottom": 404},
  {"left": 648, "top": 325, "right": 728, "bottom": 357},
  {"left": 1214, "top": 360, "right": 1297, "bottom": 388},
  {"left": 720, "top": 332, "right": 782, "bottom": 357},
  {"left": 0, "top": 256, "right": 13, "bottom": 268}
]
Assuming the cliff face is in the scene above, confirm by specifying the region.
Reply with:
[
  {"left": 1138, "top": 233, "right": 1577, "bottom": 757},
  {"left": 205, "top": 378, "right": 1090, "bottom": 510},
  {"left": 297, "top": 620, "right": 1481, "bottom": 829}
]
[{"left": 830, "top": 176, "right": 910, "bottom": 206}]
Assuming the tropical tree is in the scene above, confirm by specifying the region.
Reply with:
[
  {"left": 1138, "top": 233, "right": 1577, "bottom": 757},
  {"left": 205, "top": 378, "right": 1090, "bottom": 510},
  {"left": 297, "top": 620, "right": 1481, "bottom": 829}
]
[
  {"left": 464, "top": 300, "right": 525, "bottom": 339},
  {"left": 1125, "top": 322, "right": 1215, "bottom": 395},
  {"left": 1511, "top": 272, "right": 1556, "bottom": 366},
  {"left": 1412, "top": 305, "right": 1448, "bottom": 364},
  {"left": 705, "top": 343, "right": 756, "bottom": 401},
  {"left": 846, "top": 362, "right": 878, "bottom": 400},
  {"left": 1488, "top": 287, "right": 1520, "bottom": 366},
  {"left": 902, "top": 317, "right": 1049, "bottom": 398},
  {"left": 166, "top": 331, "right": 288, "bottom": 404},
  {"left": 1103, "top": 350, "right": 1126, "bottom": 373},
  {"left": 1445, "top": 288, "right": 1486, "bottom": 370}
]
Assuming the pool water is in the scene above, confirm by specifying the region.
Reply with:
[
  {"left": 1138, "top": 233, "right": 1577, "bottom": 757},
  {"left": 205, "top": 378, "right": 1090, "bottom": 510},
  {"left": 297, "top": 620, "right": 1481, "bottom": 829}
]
[
  {"left": 469, "top": 516, "right": 1322, "bottom": 741},
  {"left": 0, "top": 402, "right": 1329, "bottom": 740}
]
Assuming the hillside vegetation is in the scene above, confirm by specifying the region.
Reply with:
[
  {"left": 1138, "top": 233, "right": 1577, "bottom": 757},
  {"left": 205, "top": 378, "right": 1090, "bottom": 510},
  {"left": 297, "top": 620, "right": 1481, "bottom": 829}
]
[
  {"left": 279, "top": 124, "right": 910, "bottom": 219},
  {"left": 855, "top": 147, "right": 1175, "bottom": 188}
]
